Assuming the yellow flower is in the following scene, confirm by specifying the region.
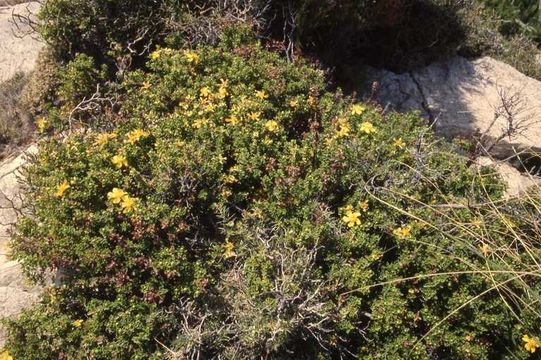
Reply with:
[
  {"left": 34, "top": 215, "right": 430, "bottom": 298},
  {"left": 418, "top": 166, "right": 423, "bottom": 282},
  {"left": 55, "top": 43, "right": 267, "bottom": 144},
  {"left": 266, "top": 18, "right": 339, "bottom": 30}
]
[
  {"left": 217, "top": 80, "right": 229, "bottom": 99},
  {"left": 204, "top": 101, "right": 217, "bottom": 112},
  {"left": 342, "top": 204, "right": 354, "bottom": 212},
  {"left": 336, "top": 121, "right": 351, "bottom": 138},
  {"left": 342, "top": 210, "right": 361, "bottom": 228},
  {"left": 94, "top": 132, "right": 117, "bottom": 146},
  {"left": 471, "top": 218, "right": 483, "bottom": 228},
  {"left": 107, "top": 188, "right": 127, "bottom": 205},
  {"left": 200, "top": 87, "right": 211, "bottom": 98},
  {"left": 229, "top": 165, "right": 241, "bottom": 173},
  {"left": 255, "top": 90, "right": 268, "bottom": 100},
  {"left": 225, "top": 115, "right": 239, "bottom": 125},
  {"left": 141, "top": 81, "right": 152, "bottom": 90},
  {"left": 36, "top": 117, "right": 47, "bottom": 132},
  {"left": 308, "top": 95, "right": 317, "bottom": 106},
  {"left": 221, "top": 189, "right": 232, "bottom": 198},
  {"left": 393, "top": 225, "right": 412, "bottom": 239},
  {"left": 289, "top": 99, "right": 299, "bottom": 108},
  {"left": 111, "top": 154, "right": 128, "bottom": 169},
  {"left": 523, "top": 334, "right": 540, "bottom": 353},
  {"left": 265, "top": 120, "right": 279, "bottom": 132},
  {"left": 360, "top": 121, "right": 377, "bottom": 134},
  {"left": 248, "top": 112, "right": 261, "bottom": 121},
  {"left": 223, "top": 239, "right": 236, "bottom": 259},
  {"left": 184, "top": 50, "right": 200, "bottom": 64},
  {"left": 370, "top": 251, "right": 382, "bottom": 261},
  {"left": 73, "top": 319, "right": 84, "bottom": 327},
  {"left": 54, "top": 180, "right": 71, "bottom": 198},
  {"left": 150, "top": 50, "right": 161, "bottom": 60},
  {"left": 358, "top": 200, "right": 369, "bottom": 212},
  {"left": 120, "top": 195, "right": 137, "bottom": 214},
  {"left": 351, "top": 104, "right": 366, "bottom": 116},
  {"left": 479, "top": 243, "right": 490, "bottom": 256},
  {"left": 192, "top": 119, "right": 209, "bottom": 129},
  {"left": 218, "top": 87, "right": 228, "bottom": 99},
  {"left": 0, "top": 350, "right": 13, "bottom": 360},
  {"left": 393, "top": 137, "right": 406, "bottom": 149},
  {"left": 125, "top": 129, "right": 149, "bottom": 144},
  {"left": 224, "top": 174, "right": 238, "bottom": 184},
  {"left": 502, "top": 216, "right": 516, "bottom": 229}
]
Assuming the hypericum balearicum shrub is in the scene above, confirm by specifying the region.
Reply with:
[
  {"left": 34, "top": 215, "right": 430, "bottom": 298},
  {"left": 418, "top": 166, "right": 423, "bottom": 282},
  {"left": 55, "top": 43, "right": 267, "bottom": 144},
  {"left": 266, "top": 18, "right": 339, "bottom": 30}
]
[
  {"left": 4, "top": 33, "right": 541, "bottom": 359},
  {"left": 38, "top": 0, "right": 177, "bottom": 67}
]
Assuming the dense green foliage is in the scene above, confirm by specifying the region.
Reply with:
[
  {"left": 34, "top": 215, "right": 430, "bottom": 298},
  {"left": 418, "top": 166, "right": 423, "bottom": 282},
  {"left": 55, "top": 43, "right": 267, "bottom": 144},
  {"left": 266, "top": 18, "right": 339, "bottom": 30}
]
[
  {"left": 3, "top": 0, "right": 541, "bottom": 359},
  {"left": 481, "top": 0, "right": 541, "bottom": 44},
  {"left": 37, "top": 0, "right": 178, "bottom": 69},
  {"left": 4, "top": 31, "right": 541, "bottom": 359},
  {"left": 34, "top": 0, "right": 541, "bottom": 85}
]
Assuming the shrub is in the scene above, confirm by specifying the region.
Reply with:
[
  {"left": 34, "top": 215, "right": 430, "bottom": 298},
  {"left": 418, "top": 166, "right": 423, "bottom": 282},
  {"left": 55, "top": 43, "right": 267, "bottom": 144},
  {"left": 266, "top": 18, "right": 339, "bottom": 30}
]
[
  {"left": 19, "top": 49, "right": 62, "bottom": 116},
  {"left": 480, "top": 0, "right": 541, "bottom": 44},
  {"left": 4, "top": 32, "right": 541, "bottom": 359},
  {"left": 456, "top": 2, "right": 541, "bottom": 80},
  {"left": 37, "top": 0, "right": 179, "bottom": 70},
  {"left": 18, "top": 51, "right": 110, "bottom": 133},
  {"left": 261, "top": 0, "right": 468, "bottom": 71},
  {"left": 197, "top": 0, "right": 540, "bottom": 83},
  {"left": 33, "top": 0, "right": 541, "bottom": 125},
  {"left": 0, "top": 72, "right": 35, "bottom": 159}
]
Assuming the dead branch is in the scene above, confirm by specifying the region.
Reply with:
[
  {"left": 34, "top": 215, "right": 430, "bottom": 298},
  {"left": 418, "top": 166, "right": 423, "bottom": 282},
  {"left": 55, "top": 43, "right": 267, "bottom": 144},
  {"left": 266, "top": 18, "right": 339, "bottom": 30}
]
[{"left": 67, "top": 84, "right": 117, "bottom": 131}]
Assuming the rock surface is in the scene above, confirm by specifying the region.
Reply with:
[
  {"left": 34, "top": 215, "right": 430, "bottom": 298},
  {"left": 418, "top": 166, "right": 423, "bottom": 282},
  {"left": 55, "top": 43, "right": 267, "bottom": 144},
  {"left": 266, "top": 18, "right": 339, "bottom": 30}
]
[
  {"left": 0, "top": 146, "right": 41, "bottom": 344},
  {"left": 0, "top": 1, "right": 42, "bottom": 82},
  {"left": 476, "top": 157, "right": 541, "bottom": 198},
  {"left": 0, "top": 146, "right": 35, "bottom": 262},
  {"left": 367, "top": 56, "right": 541, "bottom": 193},
  {"left": 0, "top": 1, "right": 42, "bottom": 345},
  {"left": 368, "top": 56, "right": 541, "bottom": 152}
]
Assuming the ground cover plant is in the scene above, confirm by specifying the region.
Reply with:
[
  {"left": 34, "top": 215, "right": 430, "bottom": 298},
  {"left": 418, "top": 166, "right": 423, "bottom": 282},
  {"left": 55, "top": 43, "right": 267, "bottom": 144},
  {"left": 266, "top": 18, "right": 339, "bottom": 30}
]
[
  {"left": 2, "top": 0, "right": 541, "bottom": 359},
  {"left": 3, "top": 28, "right": 541, "bottom": 359}
]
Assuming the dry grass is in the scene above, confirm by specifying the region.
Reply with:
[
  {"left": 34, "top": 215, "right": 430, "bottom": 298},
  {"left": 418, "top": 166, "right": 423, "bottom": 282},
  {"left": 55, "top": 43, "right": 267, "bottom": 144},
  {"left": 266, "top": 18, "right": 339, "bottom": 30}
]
[{"left": 364, "top": 160, "right": 541, "bottom": 353}]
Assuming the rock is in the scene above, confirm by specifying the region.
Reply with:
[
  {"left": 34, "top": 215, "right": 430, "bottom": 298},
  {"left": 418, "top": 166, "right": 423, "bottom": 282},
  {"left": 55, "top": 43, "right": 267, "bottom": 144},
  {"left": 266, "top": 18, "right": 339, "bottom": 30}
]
[
  {"left": 0, "top": 261, "right": 41, "bottom": 344},
  {"left": 0, "top": 1, "right": 42, "bottom": 82},
  {"left": 367, "top": 56, "right": 541, "bottom": 193},
  {"left": 368, "top": 56, "right": 541, "bottom": 153},
  {"left": 0, "top": 1, "right": 43, "bottom": 345},
  {"left": 0, "top": 145, "right": 37, "bottom": 263},
  {"left": 476, "top": 157, "right": 541, "bottom": 198},
  {"left": 0, "top": 1, "right": 35, "bottom": 5},
  {"left": 0, "top": 146, "right": 40, "bottom": 345}
]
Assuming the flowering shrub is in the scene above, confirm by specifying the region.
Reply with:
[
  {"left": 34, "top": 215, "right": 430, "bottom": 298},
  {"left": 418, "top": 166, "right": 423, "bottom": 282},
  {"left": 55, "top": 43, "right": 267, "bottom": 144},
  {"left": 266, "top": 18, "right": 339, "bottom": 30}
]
[
  {"left": 38, "top": 0, "right": 178, "bottom": 66},
  {"left": 4, "top": 35, "right": 541, "bottom": 359}
]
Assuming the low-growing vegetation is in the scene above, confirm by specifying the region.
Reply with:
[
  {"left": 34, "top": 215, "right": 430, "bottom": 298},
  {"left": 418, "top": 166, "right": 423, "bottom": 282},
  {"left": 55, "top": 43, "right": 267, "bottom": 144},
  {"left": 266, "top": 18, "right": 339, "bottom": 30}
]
[
  {"left": 481, "top": 0, "right": 541, "bottom": 44},
  {"left": 4, "top": 30, "right": 541, "bottom": 359},
  {"left": 2, "top": 0, "right": 541, "bottom": 359},
  {"left": 0, "top": 72, "right": 34, "bottom": 159}
]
